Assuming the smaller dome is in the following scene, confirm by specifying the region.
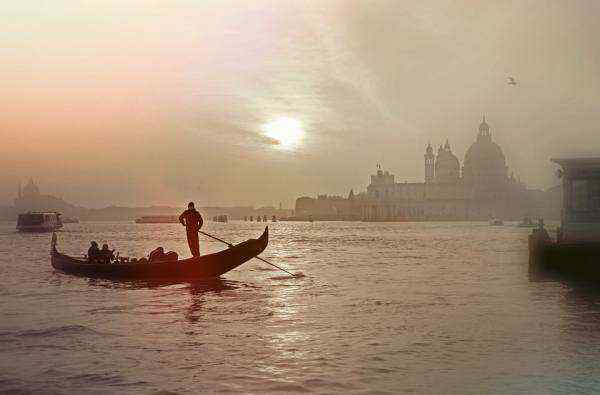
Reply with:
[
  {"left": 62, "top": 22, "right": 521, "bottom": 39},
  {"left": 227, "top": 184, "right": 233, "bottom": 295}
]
[
  {"left": 435, "top": 143, "right": 460, "bottom": 183},
  {"left": 22, "top": 179, "right": 40, "bottom": 197}
]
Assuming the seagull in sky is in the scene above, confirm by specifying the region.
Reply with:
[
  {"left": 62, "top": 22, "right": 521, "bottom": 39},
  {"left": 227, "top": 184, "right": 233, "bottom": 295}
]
[{"left": 507, "top": 76, "right": 517, "bottom": 86}]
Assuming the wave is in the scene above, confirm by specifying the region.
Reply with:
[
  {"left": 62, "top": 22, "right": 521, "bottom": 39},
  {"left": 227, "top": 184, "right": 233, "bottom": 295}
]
[{"left": 16, "top": 324, "right": 101, "bottom": 338}]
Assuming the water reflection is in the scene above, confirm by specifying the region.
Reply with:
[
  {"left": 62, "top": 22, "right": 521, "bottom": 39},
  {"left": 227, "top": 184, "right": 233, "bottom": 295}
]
[
  {"left": 529, "top": 265, "right": 600, "bottom": 335},
  {"left": 561, "top": 280, "right": 600, "bottom": 319},
  {"left": 84, "top": 277, "right": 241, "bottom": 323},
  {"left": 258, "top": 277, "right": 310, "bottom": 377},
  {"left": 185, "top": 280, "right": 240, "bottom": 323}
]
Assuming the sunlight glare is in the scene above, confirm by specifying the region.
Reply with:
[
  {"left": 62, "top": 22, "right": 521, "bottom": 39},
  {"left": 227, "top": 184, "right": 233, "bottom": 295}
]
[{"left": 262, "top": 117, "right": 304, "bottom": 150}]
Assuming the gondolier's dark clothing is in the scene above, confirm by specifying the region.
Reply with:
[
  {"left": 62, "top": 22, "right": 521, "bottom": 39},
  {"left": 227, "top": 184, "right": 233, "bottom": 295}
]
[
  {"left": 179, "top": 208, "right": 203, "bottom": 257},
  {"left": 187, "top": 231, "right": 200, "bottom": 257}
]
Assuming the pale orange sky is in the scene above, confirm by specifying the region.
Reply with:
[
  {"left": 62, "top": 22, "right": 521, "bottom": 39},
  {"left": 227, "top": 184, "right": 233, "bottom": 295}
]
[{"left": 2, "top": 1, "right": 600, "bottom": 207}]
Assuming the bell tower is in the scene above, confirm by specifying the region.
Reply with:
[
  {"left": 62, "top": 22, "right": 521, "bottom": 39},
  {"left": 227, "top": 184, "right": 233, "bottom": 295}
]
[{"left": 424, "top": 142, "right": 435, "bottom": 183}]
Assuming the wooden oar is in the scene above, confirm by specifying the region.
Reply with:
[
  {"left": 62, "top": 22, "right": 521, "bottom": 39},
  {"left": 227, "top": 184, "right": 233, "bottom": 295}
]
[{"left": 198, "top": 230, "right": 298, "bottom": 277}]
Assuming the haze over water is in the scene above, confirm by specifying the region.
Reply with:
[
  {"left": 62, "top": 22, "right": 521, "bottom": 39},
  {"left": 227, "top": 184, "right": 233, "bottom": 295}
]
[{"left": 2, "top": 221, "right": 600, "bottom": 394}]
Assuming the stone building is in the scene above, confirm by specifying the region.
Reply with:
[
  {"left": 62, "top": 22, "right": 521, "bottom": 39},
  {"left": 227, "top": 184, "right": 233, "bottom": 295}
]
[
  {"left": 14, "top": 179, "right": 78, "bottom": 215},
  {"left": 293, "top": 192, "right": 361, "bottom": 221},
  {"left": 360, "top": 117, "right": 535, "bottom": 221},
  {"left": 295, "top": 117, "right": 546, "bottom": 221}
]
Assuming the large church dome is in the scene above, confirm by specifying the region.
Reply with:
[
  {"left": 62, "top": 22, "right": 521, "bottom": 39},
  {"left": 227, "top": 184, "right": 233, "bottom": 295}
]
[
  {"left": 462, "top": 117, "right": 508, "bottom": 186},
  {"left": 22, "top": 178, "right": 40, "bottom": 198}
]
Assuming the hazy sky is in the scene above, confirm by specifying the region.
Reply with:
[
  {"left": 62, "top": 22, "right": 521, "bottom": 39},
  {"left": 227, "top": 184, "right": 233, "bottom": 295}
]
[{"left": 2, "top": 0, "right": 600, "bottom": 208}]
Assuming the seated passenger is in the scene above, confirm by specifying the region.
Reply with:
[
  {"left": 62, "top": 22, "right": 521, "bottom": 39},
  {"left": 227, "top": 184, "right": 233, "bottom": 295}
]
[
  {"left": 164, "top": 251, "right": 179, "bottom": 262},
  {"left": 149, "top": 247, "right": 166, "bottom": 262},
  {"left": 100, "top": 243, "right": 115, "bottom": 263},
  {"left": 88, "top": 241, "right": 100, "bottom": 263}
]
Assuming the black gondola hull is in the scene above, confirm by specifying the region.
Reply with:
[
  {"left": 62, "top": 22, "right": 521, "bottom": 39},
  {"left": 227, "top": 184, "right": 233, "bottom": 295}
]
[{"left": 51, "top": 227, "right": 268, "bottom": 280}]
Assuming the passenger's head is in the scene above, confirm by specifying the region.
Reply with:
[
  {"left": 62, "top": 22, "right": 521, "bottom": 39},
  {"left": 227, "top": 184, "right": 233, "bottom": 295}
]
[
  {"left": 188, "top": 201, "right": 195, "bottom": 209},
  {"left": 102, "top": 243, "right": 109, "bottom": 250},
  {"left": 157, "top": 247, "right": 164, "bottom": 253},
  {"left": 91, "top": 241, "right": 98, "bottom": 247}
]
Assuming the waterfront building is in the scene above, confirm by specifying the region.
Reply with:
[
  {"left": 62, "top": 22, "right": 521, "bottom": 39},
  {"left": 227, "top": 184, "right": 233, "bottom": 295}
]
[
  {"left": 14, "top": 179, "right": 77, "bottom": 215},
  {"left": 294, "top": 192, "right": 361, "bottom": 221},
  {"left": 296, "top": 117, "right": 548, "bottom": 221},
  {"left": 552, "top": 158, "right": 600, "bottom": 242},
  {"left": 528, "top": 157, "right": 600, "bottom": 279}
]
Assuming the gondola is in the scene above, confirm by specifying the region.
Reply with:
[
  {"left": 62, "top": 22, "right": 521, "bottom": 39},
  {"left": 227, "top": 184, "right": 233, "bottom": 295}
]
[{"left": 51, "top": 227, "right": 268, "bottom": 280}]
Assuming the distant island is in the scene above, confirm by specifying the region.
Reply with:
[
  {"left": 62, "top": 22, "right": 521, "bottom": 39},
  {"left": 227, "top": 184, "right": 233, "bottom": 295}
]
[{"left": 0, "top": 179, "right": 292, "bottom": 222}]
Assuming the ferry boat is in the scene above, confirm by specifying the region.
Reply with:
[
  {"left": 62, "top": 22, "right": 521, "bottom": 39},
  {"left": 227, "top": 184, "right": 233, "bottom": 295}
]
[
  {"left": 135, "top": 215, "right": 179, "bottom": 224},
  {"left": 529, "top": 158, "right": 600, "bottom": 278},
  {"left": 17, "top": 212, "right": 63, "bottom": 232}
]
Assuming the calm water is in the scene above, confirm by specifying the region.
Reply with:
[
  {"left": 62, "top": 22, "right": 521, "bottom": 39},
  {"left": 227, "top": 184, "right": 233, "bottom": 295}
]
[{"left": 1, "top": 220, "right": 600, "bottom": 394}]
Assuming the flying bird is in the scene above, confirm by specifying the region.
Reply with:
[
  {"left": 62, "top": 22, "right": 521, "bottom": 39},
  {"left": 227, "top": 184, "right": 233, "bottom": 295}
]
[{"left": 507, "top": 77, "right": 517, "bottom": 86}]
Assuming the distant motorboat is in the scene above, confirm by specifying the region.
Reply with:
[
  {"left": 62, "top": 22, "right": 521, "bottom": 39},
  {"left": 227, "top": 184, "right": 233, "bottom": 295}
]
[
  {"left": 518, "top": 217, "right": 536, "bottom": 228},
  {"left": 17, "top": 212, "right": 63, "bottom": 232},
  {"left": 135, "top": 215, "right": 179, "bottom": 224},
  {"left": 489, "top": 217, "right": 503, "bottom": 226}
]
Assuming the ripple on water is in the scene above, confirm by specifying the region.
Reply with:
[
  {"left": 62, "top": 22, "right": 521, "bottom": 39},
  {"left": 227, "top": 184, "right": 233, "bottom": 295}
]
[{"left": 16, "top": 324, "right": 104, "bottom": 338}]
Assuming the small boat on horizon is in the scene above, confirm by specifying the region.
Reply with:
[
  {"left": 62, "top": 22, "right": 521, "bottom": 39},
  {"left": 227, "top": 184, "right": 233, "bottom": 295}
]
[
  {"left": 17, "top": 212, "right": 63, "bottom": 232},
  {"left": 51, "top": 227, "right": 268, "bottom": 281},
  {"left": 212, "top": 214, "right": 228, "bottom": 223},
  {"left": 489, "top": 216, "right": 503, "bottom": 226},
  {"left": 518, "top": 216, "right": 536, "bottom": 228},
  {"left": 135, "top": 215, "right": 179, "bottom": 224}
]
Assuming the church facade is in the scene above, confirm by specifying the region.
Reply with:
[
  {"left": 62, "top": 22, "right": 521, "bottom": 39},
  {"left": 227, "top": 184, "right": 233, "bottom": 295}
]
[
  {"left": 294, "top": 117, "right": 544, "bottom": 221},
  {"left": 361, "top": 117, "right": 535, "bottom": 221},
  {"left": 14, "top": 179, "right": 77, "bottom": 214}
]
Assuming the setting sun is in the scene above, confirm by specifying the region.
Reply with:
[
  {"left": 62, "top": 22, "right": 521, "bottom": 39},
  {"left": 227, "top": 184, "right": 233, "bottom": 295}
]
[{"left": 262, "top": 117, "right": 304, "bottom": 150}]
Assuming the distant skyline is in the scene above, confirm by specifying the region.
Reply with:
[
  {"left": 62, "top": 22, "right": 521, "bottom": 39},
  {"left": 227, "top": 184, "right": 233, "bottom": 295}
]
[{"left": 3, "top": 1, "right": 599, "bottom": 208}]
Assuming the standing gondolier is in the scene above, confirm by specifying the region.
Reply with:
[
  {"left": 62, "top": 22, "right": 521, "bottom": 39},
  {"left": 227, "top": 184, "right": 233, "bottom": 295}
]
[{"left": 179, "top": 202, "right": 204, "bottom": 257}]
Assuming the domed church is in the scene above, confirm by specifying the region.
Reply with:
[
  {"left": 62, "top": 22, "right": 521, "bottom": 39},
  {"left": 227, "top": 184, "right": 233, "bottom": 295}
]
[
  {"left": 362, "top": 117, "right": 536, "bottom": 221},
  {"left": 14, "top": 179, "right": 77, "bottom": 215},
  {"left": 462, "top": 116, "right": 509, "bottom": 189},
  {"left": 430, "top": 140, "right": 460, "bottom": 184}
]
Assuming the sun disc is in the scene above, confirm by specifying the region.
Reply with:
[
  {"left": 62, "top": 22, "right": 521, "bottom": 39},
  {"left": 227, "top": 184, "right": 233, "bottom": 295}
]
[{"left": 262, "top": 117, "right": 304, "bottom": 150}]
